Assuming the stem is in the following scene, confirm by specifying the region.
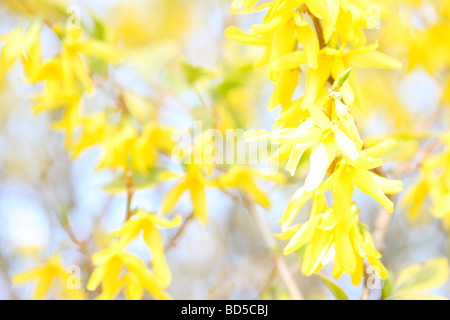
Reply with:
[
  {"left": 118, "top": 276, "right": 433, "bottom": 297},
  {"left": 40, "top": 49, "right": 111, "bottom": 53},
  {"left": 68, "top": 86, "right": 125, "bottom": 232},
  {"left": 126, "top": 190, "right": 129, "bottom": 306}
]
[
  {"left": 193, "top": 84, "right": 208, "bottom": 109},
  {"left": 360, "top": 265, "right": 372, "bottom": 300},
  {"left": 308, "top": 12, "right": 398, "bottom": 300},
  {"left": 242, "top": 195, "right": 304, "bottom": 300},
  {"left": 311, "top": 15, "right": 326, "bottom": 49},
  {"left": 125, "top": 166, "right": 134, "bottom": 221},
  {"left": 165, "top": 213, "right": 195, "bottom": 251}
]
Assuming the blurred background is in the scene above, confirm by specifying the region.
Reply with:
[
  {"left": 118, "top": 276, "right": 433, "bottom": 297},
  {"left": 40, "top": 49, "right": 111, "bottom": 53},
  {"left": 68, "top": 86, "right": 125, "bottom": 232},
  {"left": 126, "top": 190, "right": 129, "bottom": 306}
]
[{"left": 0, "top": 0, "right": 449, "bottom": 300}]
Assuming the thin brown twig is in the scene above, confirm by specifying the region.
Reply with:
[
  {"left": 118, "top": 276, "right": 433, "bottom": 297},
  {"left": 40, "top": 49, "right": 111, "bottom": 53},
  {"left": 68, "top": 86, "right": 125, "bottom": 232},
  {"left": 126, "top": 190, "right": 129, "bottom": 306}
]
[
  {"left": 240, "top": 194, "right": 304, "bottom": 300},
  {"left": 218, "top": 183, "right": 304, "bottom": 299},
  {"left": 311, "top": 15, "right": 326, "bottom": 49},
  {"left": 125, "top": 167, "right": 135, "bottom": 221},
  {"left": 193, "top": 84, "right": 208, "bottom": 109},
  {"left": 258, "top": 265, "right": 278, "bottom": 298},
  {"left": 165, "top": 213, "right": 195, "bottom": 251},
  {"left": 360, "top": 266, "right": 372, "bottom": 300}
]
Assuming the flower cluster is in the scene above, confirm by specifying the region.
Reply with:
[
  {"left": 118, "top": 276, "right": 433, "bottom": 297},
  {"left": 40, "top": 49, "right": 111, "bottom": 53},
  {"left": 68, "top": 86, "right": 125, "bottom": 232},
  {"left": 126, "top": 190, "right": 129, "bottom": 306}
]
[
  {"left": 227, "top": 0, "right": 403, "bottom": 284},
  {"left": 0, "top": 2, "right": 184, "bottom": 300},
  {"left": 397, "top": 1, "right": 450, "bottom": 228},
  {"left": 2, "top": 0, "right": 449, "bottom": 301},
  {"left": 4, "top": 0, "right": 286, "bottom": 299},
  {"left": 87, "top": 210, "right": 181, "bottom": 300}
]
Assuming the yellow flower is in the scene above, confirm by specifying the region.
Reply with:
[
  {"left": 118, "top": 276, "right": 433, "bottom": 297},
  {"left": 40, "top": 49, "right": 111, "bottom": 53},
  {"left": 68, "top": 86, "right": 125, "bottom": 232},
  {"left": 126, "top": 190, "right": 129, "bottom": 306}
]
[
  {"left": 249, "top": 104, "right": 359, "bottom": 189},
  {"left": 274, "top": 43, "right": 402, "bottom": 114},
  {"left": 59, "top": 27, "right": 122, "bottom": 93},
  {"left": 87, "top": 252, "right": 171, "bottom": 300},
  {"left": 92, "top": 211, "right": 181, "bottom": 288},
  {"left": 0, "top": 21, "right": 42, "bottom": 81},
  {"left": 68, "top": 112, "right": 175, "bottom": 172},
  {"left": 12, "top": 256, "right": 86, "bottom": 300},
  {"left": 216, "top": 166, "right": 285, "bottom": 208},
  {"left": 4, "top": 0, "right": 69, "bottom": 22},
  {"left": 87, "top": 211, "right": 180, "bottom": 300},
  {"left": 131, "top": 123, "right": 178, "bottom": 173},
  {"left": 280, "top": 139, "right": 403, "bottom": 232},
  {"left": 403, "top": 132, "right": 450, "bottom": 227},
  {"left": 31, "top": 58, "right": 81, "bottom": 113},
  {"left": 161, "top": 165, "right": 211, "bottom": 225},
  {"left": 277, "top": 203, "right": 388, "bottom": 285}
]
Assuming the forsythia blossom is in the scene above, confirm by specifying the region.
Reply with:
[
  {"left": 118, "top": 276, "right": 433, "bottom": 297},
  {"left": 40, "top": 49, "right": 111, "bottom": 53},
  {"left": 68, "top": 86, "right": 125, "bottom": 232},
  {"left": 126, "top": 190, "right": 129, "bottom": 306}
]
[
  {"left": 228, "top": 0, "right": 403, "bottom": 283},
  {"left": 87, "top": 210, "right": 181, "bottom": 300},
  {"left": 12, "top": 256, "right": 85, "bottom": 300}
]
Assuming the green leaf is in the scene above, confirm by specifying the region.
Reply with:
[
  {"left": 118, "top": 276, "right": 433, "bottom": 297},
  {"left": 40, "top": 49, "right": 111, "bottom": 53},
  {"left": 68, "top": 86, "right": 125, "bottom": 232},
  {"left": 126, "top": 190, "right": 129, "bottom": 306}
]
[
  {"left": 387, "top": 293, "right": 447, "bottom": 300},
  {"left": 381, "top": 273, "right": 393, "bottom": 300},
  {"left": 212, "top": 64, "right": 253, "bottom": 98},
  {"left": 332, "top": 68, "right": 352, "bottom": 90},
  {"left": 192, "top": 106, "right": 215, "bottom": 130},
  {"left": 56, "top": 205, "right": 69, "bottom": 227},
  {"left": 91, "top": 14, "right": 106, "bottom": 41},
  {"left": 181, "top": 60, "right": 217, "bottom": 84},
  {"left": 88, "top": 56, "right": 108, "bottom": 76},
  {"left": 316, "top": 273, "right": 349, "bottom": 300},
  {"left": 392, "top": 257, "right": 449, "bottom": 294},
  {"left": 393, "top": 131, "right": 434, "bottom": 140},
  {"left": 103, "top": 168, "right": 167, "bottom": 194},
  {"left": 87, "top": 12, "right": 108, "bottom": 75}
]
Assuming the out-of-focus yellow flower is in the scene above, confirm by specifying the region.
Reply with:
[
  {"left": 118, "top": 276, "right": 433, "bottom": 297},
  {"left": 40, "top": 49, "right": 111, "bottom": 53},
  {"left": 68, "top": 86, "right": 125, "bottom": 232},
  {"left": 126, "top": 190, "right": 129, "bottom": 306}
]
[
  {"left": 12, "top": 256, "right": 86, "bottom": 300},
  {"left": 92, "top": 211, "right": 181, "bottom": 288},
  {"left": 273, "top": 44, "right": 402, "bottom": 119},
  {"left": 0, "top": 21, "right": 41, "bottom": 81},
  {"left": 4, "top": 0, "right": 68, "bottom": 22},
  {"left": 87, "top": 210, "right": 180, "bottom": 300},
  {"left": 403, "top": 132, "right": 450, "bottom": 228},
  {"left": 161, "top": 164, "right": 211, "bottom": 225},
  {"left": 108, "top": 0, "right": 189, "bottom": 47},
  {"left": 58, "top": 27, "right": 122, "bottom": 93},
  {"left": 31, "top": 58, "right": 81, "bottom": 113},
  {"left": 87, "top": 252, "right": 171, "bottom": 300},
  {"left": 70, "top": 113, "right": 176, "bottom": 172},
  {"left": 216, "top": 166, "right": 285, "bottom": 209}
]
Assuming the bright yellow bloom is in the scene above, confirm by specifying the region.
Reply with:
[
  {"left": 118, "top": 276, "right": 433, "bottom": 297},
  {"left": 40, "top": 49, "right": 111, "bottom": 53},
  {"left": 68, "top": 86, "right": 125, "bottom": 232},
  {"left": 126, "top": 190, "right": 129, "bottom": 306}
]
[
  {"left": 161, "top": 164, "right": 211, "bottom": 225},
  {"left": 277, "top": 204, "right": 388, "bottom": 285},
  {"left": 4, "top": 0, "right": 69, "bottom": 22},
  {"left": 70, "top": 114, "right": 176, "bottom": 172},
  {"left": 280, "top": 140, "right": 402, "bottom": 229},
  {"left": 12, "top": 256, "right": 86, "bottom": 300},
  {"left": 403, "top": 132, "right": 450, "bottom": 227},
  {"left": 59, "top": 27, "right": 122, "bottom": 93},
  {"left": 216, "top": 166, "right": 285, "bottom": 208},
  {"left": 249, "top": 104, "right": 359, "bottom": 190},
  {"left": 0, "top": 21, "right": 41, "bottom": 81},
  {"left": 275, "top": 140, "right": 402, "bottom": 283},
  {"left": 228, "top": 0, "right": 405, "bottom": 287},
  {"left": 92, "top": 211, "right": 181, "bottom": 288},
  {"left": 87, "top": 252, "right": 171, "bottom": 300},
  {"left": 230, "top": 0, "right": 388, "bottom": 46},
  {"left": 274, "top": 44, "right": 401, "bottom": 121},
  {"left": 87, "top": 211, "right": 180, "bottom": 300},
  {"left": 31, "top": 58, "right": 81, "bottom": 113}
]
